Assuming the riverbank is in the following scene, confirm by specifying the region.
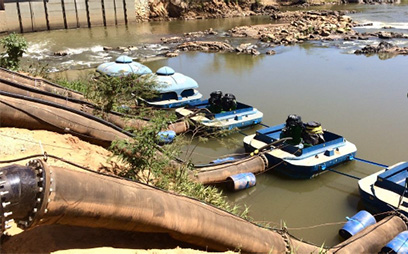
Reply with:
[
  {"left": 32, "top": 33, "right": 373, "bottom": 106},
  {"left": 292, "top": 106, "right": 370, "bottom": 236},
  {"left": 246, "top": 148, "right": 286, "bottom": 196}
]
[{"left": 139, "top": 0, "right": 401, "bottom": 22}]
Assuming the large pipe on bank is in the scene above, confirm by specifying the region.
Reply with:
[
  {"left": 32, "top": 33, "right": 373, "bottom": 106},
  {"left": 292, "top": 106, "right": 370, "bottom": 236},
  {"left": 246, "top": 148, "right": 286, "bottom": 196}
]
[
  {"left": 189, "top": 154, "right": 268, "bottom": 184},
  {"left": 0, "top": 74, "right": 189, "bottom": 134},
  {"left": 0, "top": 67, "right": 85, "bottom": 101},
  {"left": 0, "top": 161, "right": 406, "bottom": 253},
  {"left": 0, "top": 161, "right": 288, "bottom": 253},
  {"left": 0, "top": 91, "right": 130, "bottom": 147}
]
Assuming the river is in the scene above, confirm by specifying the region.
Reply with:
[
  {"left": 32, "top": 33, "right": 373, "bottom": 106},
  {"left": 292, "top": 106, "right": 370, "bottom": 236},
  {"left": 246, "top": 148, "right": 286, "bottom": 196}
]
[{"left": 7, "top": 1, "right": 408, "bottom": 247}]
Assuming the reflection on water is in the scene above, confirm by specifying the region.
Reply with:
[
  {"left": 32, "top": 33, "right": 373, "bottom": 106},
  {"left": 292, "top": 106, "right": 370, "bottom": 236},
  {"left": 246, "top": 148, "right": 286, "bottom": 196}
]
[
  {"left": 209, "top": 53, "right": 266, "bottom": 75},
  {"left": 8, "top": 3, "right": 408, "bottom": 247}
]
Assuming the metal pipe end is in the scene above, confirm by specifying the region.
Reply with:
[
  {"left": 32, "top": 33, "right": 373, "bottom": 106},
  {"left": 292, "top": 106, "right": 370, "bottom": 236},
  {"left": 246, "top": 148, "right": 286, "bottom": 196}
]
[
  {"left": 0, "top": 160, "right": 47, "bottom": 234},
  {"left": 0, "top": 167, "right": 5, "bottom": 236},
  {"left": 18, "top": 160, "right": 47, "bottom": 229}
]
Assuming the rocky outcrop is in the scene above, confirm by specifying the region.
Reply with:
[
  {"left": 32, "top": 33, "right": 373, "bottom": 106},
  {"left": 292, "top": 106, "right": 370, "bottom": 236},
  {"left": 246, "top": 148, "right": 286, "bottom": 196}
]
[
  {"left": 250, "top": 3, "right": 279, "bottom": 14},
  {"left": 135, "top": 0, "right": 281, "bottom": 21},
  {"left": 103, "top": 46, "right": 139, "bottom": 52},
  {"left": 355, "top": 41, "right": 408, "bottom": 55},
  {"left": 355, "top": 31, "right": 408, "bottom": 41},
  {"left": 135, "top": 0, "right": 401, "bottom": 22},
  {"left": 266, "top": 49, "right": 276, "bottom": 55},
  {"left": 185, "top": 28, "right": 218, "bottom": 37},
  {"left": 160, "top": 28, "right": 218, "bottom": 44},
  {"left": 376, "top": 31, "right": 407, "bottom": 39},
  {"left": 53, "top": 51, "right": 69, "bottom": 56},
  {"left": 161, "top": 36, "right": 185, "bottom": 44},
  {"left": 342, "top": 0, "right": 399, "bottom": 4},
  {"left": 177, "top": 41, "right": 235, "bottom": 52},
  {"left": 135, "top": 0, "right": 402, "bottom": 21},
  {"left": 229, "top": 10, "right": 356, "bottom": 45},
  {"left": 235, "top": 43, "right": 260, "bottom": 55},
  {"left": 144, "top": 0, "right": 252, "bottom": 21},
  {"left": 175, "top": 41, "right": 265, "bottom": 55},
  {"left": 135, "top": 0, "right": 151, "bottom": 21},
  {"left": 148, "top": 0, "right": 189, "bottom": 20},
  {"left": 270, "top": 10, "right": 353, "bottom": 21}
]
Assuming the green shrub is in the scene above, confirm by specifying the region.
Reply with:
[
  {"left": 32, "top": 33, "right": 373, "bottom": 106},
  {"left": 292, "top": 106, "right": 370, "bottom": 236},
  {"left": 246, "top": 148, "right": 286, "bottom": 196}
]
[
  {"left": 55, "top": 72, "right": 162, "bottom": 114},
  {"left": 53, "top": 72, "right": 94, "bottom": 94},
  {"left": 86, "top": 73, "right": 160, "bottom": 113},
  {"left": 111, "top": 110, "right": 178, "bottom": 183},
  {"left": 0, "top": 33, "right": 28, "bottom": 71}
]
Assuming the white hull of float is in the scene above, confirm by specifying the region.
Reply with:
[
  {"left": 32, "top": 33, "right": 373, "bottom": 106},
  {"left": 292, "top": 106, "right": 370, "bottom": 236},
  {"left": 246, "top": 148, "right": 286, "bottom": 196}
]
[
  {"left": 358, "top": 162, "right": 408, "bottom": 216},
  {"left": 244, "top": 134, "right": 356, "bottom": 166},
  {"left": 140, "top": 91, "right": 203, "bottom": 108},
  {"left": 176, "top": 107, "right": 263, "bottom": 130},
  {"left": 243, "top": 126, "right": 357, "bottom": 179}
]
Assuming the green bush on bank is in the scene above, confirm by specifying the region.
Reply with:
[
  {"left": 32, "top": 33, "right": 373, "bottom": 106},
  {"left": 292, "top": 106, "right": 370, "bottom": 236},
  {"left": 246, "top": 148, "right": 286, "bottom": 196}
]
[
  {"left": 54, "top": 72, "right": 161, "bottom": 113},
  {"left": 0, "top": 33, "right": 28, "bottom": 71},
  {"left": 87, "top": 73, "right": 160, "bottom": 113}
]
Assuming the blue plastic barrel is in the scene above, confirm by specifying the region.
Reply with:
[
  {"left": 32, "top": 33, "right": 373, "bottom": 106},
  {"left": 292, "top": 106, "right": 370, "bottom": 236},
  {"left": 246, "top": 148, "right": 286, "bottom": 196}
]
[
  {"left": 381, "top": 231, "right": 408, "bottom": 254},
  {"left": 227, "top": 173, "right": 256, "bottom": 191},
  {"left": 211, "top": 157, "right": 235, "bottom": 164},
  {"left": 157, "top": 130, "right": 176, "bottom": 144},
  {"left": 339, "top": 210, "right": 376, "bottom": 239}
]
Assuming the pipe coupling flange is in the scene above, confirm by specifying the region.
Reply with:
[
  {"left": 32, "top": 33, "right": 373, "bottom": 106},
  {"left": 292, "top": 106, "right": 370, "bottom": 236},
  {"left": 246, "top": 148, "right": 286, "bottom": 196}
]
[
  {"left": 17, "top": 159, "right": 50, "bottom": 229},
  {"left": 0, "top": 165, "right": 24, "bottom": 235},
  {"left": 0, "top": 168, "right": 11, "bottom": 235},
  {"left": 259, "top": 153, "right": 269, "bottom": 169}
]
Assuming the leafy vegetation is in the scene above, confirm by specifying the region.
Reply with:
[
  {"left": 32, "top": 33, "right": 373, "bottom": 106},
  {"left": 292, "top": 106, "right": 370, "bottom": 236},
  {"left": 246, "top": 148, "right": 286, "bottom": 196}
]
[
  {"left": 54, "top": 77, "right": 90, "bottom": 94},
  {"left": 0, "top": 33, "right": 28, "bottom": 71},
  {"left": 54, "top": 72, "right": 162, "bottom": 113},
  {"left": 86, "top": 73, "right": 161, "bottom": 113}
]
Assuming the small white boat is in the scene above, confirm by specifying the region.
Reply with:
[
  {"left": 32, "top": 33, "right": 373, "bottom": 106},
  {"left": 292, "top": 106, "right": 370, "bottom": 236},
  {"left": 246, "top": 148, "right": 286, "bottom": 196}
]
[
  {"left": 243, "top": 115, "right": 357, "bottom": 178},
  {"left": 359, "top": 162, "right": 408, "bottom": 216},
  {"left": 176, "top": 91, "right": 263, "bottom": 130}
]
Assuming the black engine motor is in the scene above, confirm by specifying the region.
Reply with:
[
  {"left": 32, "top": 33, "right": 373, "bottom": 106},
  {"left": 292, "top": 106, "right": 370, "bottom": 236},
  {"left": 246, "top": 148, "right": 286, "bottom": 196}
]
[
  {"left": 221, "top": 93, "right": 237, "bottom": 111},
  {"left": 208, "top": 90, "right": 223, "bottom": 113},
  {"left": 280, "top": 114, "right": 304, "bottom": 145},
  {"left": 302, "top": 121, "right": 325, "bottom": 146}
]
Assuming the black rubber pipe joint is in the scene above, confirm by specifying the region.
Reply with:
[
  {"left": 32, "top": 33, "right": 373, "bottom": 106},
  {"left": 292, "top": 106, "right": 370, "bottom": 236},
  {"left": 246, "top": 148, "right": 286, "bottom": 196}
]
[{"left": 0, "top": 161, "right": 45, "bottom": 235}]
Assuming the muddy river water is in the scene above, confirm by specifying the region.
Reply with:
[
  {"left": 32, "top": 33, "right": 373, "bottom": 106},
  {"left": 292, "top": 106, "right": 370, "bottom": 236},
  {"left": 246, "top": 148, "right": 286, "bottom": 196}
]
[{"left": 8, "top": 1, "right": 408, "bottom": 247}]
